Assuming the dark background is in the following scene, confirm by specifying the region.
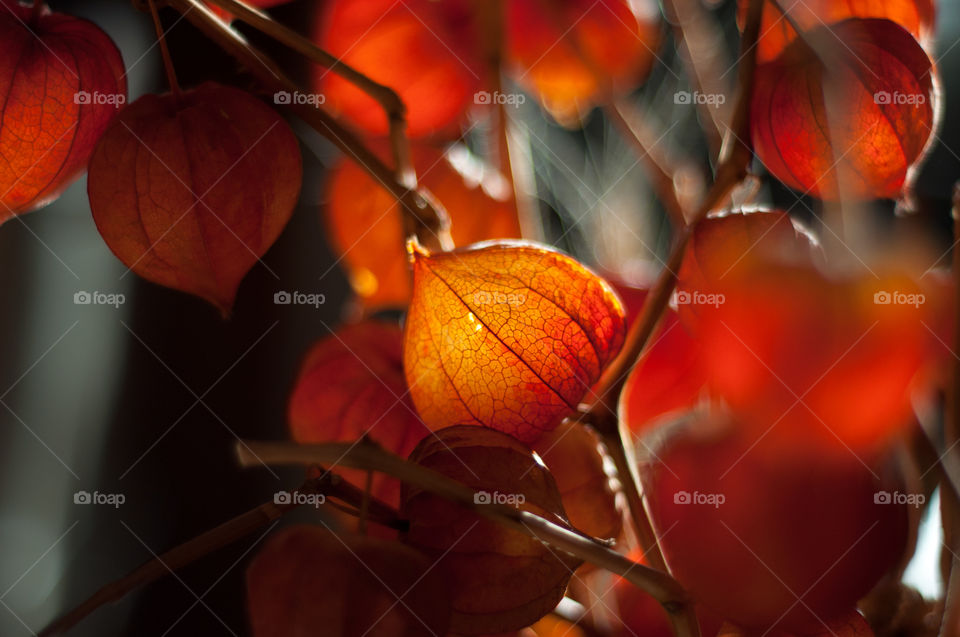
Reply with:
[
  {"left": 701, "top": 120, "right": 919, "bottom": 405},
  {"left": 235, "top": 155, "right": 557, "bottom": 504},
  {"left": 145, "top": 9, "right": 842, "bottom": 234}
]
[{"left": 0, "top": 1, "right": 958, "bottom": 635}]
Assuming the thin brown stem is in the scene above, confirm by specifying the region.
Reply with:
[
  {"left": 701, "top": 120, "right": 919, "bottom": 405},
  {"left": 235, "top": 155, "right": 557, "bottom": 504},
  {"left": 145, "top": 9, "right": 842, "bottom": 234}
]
[
  {"left": 199, "top": 0, "right": 414, "bottom": 187},
  {"left": 164, "top": 0, "right": 451, "bottom": 252},
  {"left": 148, "top": 0, "right": 182, "bottom": 97},
  {"left": 581, "top": 211, "right": 698, "bottom": 579},
  {"left": 587, "top": 0, "right": 761, "bottom": 422},
  {"left": 39, "top": 474, "right": 402, "bottom": 637},
  {"left": 579, "top": 0, "right": 763, "bottom": 604},
  {"left": 40, "top": 494, "right": 299, "bottom": 637},
  {"left": 587, "top": 0, "right": 762, "bottom": 419},
  {"left": 601, "top": 424, "right": 669, "bottom": 572},
  {"left": 235, "top": 439, "right": 697, "bottom": 637}
]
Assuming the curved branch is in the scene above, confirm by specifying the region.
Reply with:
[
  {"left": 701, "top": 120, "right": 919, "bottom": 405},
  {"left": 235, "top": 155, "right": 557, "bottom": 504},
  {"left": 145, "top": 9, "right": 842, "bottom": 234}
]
[
  {"left": 164, "top": 0, "right": 451, "bottom": 251},
  {"left": 579, "top": 0, "right": 764, "bottom": 599},
  {"left": 38, "top": 473, "right": 402, "bottom": 637},
  {"left": 585, "top": 0, "right": 762, "bottom": 427},
  {"left": 199, "top": 0, "right": 414, "bottom": 186},
  {"left": 234, "top": 438, "right": 696, "bottom": 637}
]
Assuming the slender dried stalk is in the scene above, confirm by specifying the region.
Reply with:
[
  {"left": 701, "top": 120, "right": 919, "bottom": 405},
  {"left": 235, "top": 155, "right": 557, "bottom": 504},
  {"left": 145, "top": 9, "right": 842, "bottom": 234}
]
[
  {"left": 585, "top": 0, "right": 761, "bottom": 434},
  {"left": 234, "top": 439, "right": 698, "bottom": 637},
  {"left": 164, "top": 0, "right": 451, "bottom": 251},
  {"left": 148, "top": 0, "right": 182, "bottom": 97},
  {"left": 198, "top": 0, "right": 414, "bottom": 185},
  {"left": 579, "top": 0, "right": 763, "bottom": 610},
  {"left": 38, "top": 474, "right": 402, "bottom": 636},
  {"left": 520, "top": 1, "right": 756, "bottom": 592}
]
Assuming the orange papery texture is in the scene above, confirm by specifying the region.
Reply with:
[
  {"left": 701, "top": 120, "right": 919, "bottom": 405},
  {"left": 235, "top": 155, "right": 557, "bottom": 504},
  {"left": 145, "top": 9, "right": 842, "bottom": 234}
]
[
  {"left": 751, "top": 18, "right": 938, "bottom": 201},
  {"left": 675, "top": 209, "right": 820, "bottom": 331},
  {"left": 246, "top": 526, "right": 452, "bottom": 637},
  {"left": 670, "top": 209, "right": 940, "bottom": 456},
  {"left": 505, "top": 0, "right": 660, "bottom": 126},
  {"left": 0, "top": 2, "right": 126, "bottom": 220},
  {"left": 531, "top": 420, "right": 622, "bottom": 541},
  {"left": 651, "top": 426, "right": 908, "bottom": 634},
  {"left": 697, "top": 258, "right": 932, "bottom": 455},
  {"left": 87, "top": 82, "right": 302, "bottom": 316},
  {"left": 401, "top": 425, "right": 581, "bottom": 635},
  {"left": 324, "top": 145, "right": 521, "bottom": 311},
  {"left": 314, "top": 0, "right": 481, "bottom": 139},
  {"left": 622, "top": 211, "right": 816, "bottom": 436},
  {"left": 620, "top": 307, "right": 706, "bottom": 435},
  {"left": 288, "top": 320, "right": 432, "bottom": 508},
  {"left": 403, "top": 241, "right": 625, "bottom": 444},
  {"left": 738, "top": 0, "right": 936, "bottom": 63}
]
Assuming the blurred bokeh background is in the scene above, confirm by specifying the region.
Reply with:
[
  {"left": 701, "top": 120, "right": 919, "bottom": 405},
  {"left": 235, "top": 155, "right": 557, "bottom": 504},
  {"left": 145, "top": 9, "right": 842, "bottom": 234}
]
[{"left": 0, "top": 1, "right": 958, "bottom": 635}]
